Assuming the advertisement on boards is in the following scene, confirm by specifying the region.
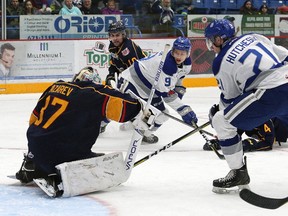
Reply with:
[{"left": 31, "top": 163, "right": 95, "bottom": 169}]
[{"left": 20, "top": 15, "right": 121, "bottom": 39}]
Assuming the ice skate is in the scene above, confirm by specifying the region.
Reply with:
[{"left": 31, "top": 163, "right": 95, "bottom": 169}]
[
  {"left": 100, "top": 125, "right": 107, "bottom": 133},
  {"left": 212, "top": 156, "right": 250, "bottom": 194},
  {"left": 142, "top": 134, "right": 159, "bottom": 144},
  {"left": 34, "top": 174, "right": 63, "bottom": 198}
]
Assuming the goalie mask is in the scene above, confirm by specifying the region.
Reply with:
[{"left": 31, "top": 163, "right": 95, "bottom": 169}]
[{"left": 72, "top": 67, "right": 102, "bottom": 84}]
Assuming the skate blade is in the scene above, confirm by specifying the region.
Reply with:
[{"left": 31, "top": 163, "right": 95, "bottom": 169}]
[
  {"left": 212, "top": 184, "right": 250, "bottom": 194},
  {"left": 33, "top": 178, "right": 57, "bottom": 198}
]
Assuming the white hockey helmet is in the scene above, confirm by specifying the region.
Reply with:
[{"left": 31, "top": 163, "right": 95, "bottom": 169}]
[{"left": 72, "top": 67, "right": 102, "bottom": 84}]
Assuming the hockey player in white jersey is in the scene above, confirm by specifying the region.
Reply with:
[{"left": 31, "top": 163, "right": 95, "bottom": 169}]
[
  {"left": 118, "top": 36, "right": 198, "bottom": 143},
  {"left": 204, "top": 19, "right": 288, "bottom": 193}
]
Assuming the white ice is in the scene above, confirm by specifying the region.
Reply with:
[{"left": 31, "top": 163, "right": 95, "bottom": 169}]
[{"left": 1, "top": 87, "right": 288, "bottom": 216}]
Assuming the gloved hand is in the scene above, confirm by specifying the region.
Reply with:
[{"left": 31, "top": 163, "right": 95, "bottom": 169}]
[
  {"left": 203, "top": 139, "right": 221, "bottom": 151},
  {"left": 177, "top": 105, "right": 198, "bottom": 125},
  {"left": 105, "top": 73, "right": 116, "bottom": 87},
  {"left": 174, "top": 86, "right": 186, "bottom": 99},
  {"left": 242, "top": 138, "right": 258, "bottom": 152},
  {"left": 208, "top": 104, "right": 219, "bottom": 127},
  {"left": 133, "top": 109, "right": 156, "bottom": 131}
]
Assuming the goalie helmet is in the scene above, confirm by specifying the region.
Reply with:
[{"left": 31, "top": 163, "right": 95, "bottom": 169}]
[
  {"left": 172, "top": 37, "right": 192, "bottom": 55},
  {"left": 204, "top": 19, "right": 235, "bottom": 50},
  {"left": 72, "top": 67, "right": 101, "bottom": 84},
  {"left": 108, "top": 20, "right": 126, "bottom": 36}
]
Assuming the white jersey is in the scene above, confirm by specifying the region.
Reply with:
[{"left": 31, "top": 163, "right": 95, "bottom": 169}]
[
  {"left": 120, "top": 50, "right": 191, "bottom": 110},
  {"left": 213, "top": 33, "right": 288, "bottom": 107}
]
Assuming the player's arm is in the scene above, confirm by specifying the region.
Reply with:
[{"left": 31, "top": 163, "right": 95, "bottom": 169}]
[
  {"left": 106, "top": 59, "right": 119, "bottom": 86},
  {"left": 101, "top": 87, "right": 142, "bottom": 122}
]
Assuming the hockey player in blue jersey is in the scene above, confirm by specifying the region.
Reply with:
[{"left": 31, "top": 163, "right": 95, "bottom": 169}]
[
  {"left": 118, "top": 36, "right": 198, "bottom": 144},
  {"left": 204, "top": 19, "right": 288, "bottom": 193}
]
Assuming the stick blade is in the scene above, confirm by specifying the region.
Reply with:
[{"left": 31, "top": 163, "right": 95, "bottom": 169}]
[{"left": 240, "top": 189, "right": 288, "bottom": 209}]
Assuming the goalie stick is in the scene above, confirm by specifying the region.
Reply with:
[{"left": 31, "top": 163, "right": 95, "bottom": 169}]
[
  {"left": 239, "top": 188, "right": 288, "bottom": 209},
  {"left": 134, "top": 121, "right": 211, "bottom": 167},
  {"left": 123, "top": 44, "right": 171, "bottom": 179}
]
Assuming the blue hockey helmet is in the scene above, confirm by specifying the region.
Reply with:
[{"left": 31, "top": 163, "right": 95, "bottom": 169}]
[
  {"left": 204, "top": 19, "right": 235, "bottom": 50},
  {"left": 172, "top": 36, "right": 192, "bottom": 55},
  {"left": 72, "top": 67, "right": 102, "bottom": 84}
]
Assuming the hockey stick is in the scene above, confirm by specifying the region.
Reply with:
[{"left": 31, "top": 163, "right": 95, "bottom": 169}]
[
  {"left": 192, "top": 122, "right": 225, "bottom": 160},
  {"left": 125, "top": 90, "right": 222, "bottom": 160},
  {"left": 52, "top": 44, "right": 171, "bottom": 197},
  {"left": 162, "top": 111, "right": 216, "bottom": 138},
  {"left": 134, "top": 121, "right": 211, "bottom": 167},
  {"left": 124, "top": 44, "right": 171, "bottom": 178},
  {"left": 239, "top": 189, "right": 288, "bottom": 209}
]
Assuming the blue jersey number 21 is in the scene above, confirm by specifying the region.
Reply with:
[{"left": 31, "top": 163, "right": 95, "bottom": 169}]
[{"left": 238, "top": 42, "right": 280, "bottom": 75}]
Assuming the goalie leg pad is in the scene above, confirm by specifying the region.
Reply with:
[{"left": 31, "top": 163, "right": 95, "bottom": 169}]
[{"left": 56, "top": 152, "right": 126, "bottom": 197}]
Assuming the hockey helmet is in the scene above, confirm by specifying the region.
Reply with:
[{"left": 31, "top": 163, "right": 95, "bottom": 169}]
[
  {"left": 108, "top": 20, "right": 126, "bottom": 36},
  {"left": 72, "top": 67, "right": 102, "bottom": 84},
  {"left": 204, "top": 19, "right": 235, "bottom": 50},
  {"left": 172, "top": 37, "right": 192, "bottom": 55}
]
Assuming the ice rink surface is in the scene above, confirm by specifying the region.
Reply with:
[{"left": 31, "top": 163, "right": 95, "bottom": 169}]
[{"left": 1, "top": 87, "right": 288, "bottom": 216}]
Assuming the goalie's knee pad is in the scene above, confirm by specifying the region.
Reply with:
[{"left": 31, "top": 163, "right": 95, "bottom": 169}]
[{"left": 154, "top": 108, "right": 169, "bottom": 125}]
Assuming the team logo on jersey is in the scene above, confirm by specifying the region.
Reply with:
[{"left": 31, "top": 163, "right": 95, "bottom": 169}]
[{"left": 121, "top": 48, "right": 130, "bottom": 56}]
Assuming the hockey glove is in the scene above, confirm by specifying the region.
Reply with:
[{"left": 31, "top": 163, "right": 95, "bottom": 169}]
[
  {"left": 105, "top": 73, "right": 116, "bottom": 87},
  {"left": 174, "top": 86, "right": 186, "bottom": 99},
  {"left": 133, "top": 109, "right": 156, "bottom": 131},
  {"left": 177, "top": 105, "right": 198, "bottom": 125},
  {"left": 203, "top": 139, "right": 221, "bottom": 151},
  {"left": 208, "top": 104, "right": 219, "bottom": 127},
  {"left": 242, "top": 138, "right": 258, "bottom": 152}
]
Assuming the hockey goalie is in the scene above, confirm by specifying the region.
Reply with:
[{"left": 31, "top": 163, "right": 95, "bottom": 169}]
[{"left": 14, "top": 67, "right": 158, "bottom": 197}]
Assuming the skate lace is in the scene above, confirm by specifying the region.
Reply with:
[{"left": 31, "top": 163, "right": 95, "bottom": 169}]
[{"left": 219, "top": 170, "right": 236, "bottom": 183}]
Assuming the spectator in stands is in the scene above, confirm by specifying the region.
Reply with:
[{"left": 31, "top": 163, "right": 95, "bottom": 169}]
[
  {"left": 81, "top": 0, "right": 101, "bottom": 14},
  {"left": 24, "top": 0, "right": 39, "bottom": 14},
  {"left": 150, "top": 0, "right": 175, "bottom": 36},
  {"left": 174, "top": 0, "right": 194, "bottom": 15},
  {"left": 59, "top": 0, "right": 82, "bottom": 15},
  {"left": 239, "top": 0, "right": 257, "bottom": 15},
  {"left": 258, "top": 4, "right": 269, "bottom": 15},
  {"left": 6, "top": 0, "right": 24, "bottom": 39},
  {"left": 30, "top": 0, "right": 53, "bottom": 14},
  {"left": 101, "top": 0, "right": 122, "bottom": 14},
  {"left": 49, "top": 0, "right": 64, "bottom": 14}
]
